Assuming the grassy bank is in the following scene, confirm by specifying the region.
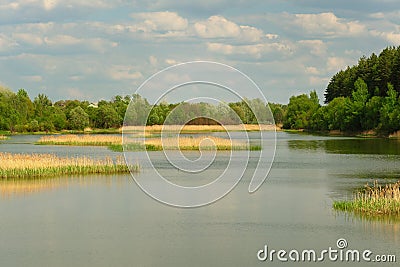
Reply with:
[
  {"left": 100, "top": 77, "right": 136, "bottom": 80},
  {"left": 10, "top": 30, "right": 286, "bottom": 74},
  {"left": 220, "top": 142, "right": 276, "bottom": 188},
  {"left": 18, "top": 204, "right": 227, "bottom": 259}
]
[
  {"left": 0, "top": 153, "right": 137, "bottom": 179},
  {"left": 110, "top": 136, "right": 261, "bottom": 152},
  {"left": 333, "top": 181, "right": 400, "bottom": 216}
]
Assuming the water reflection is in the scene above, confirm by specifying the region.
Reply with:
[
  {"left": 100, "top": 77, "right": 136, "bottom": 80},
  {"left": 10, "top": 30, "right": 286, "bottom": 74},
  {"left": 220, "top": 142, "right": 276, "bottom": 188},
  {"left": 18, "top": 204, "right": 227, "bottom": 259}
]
[
  {"left": 336, "top": 211, "right": 400, "bottom": 243},
  {"left": 288, "top": 138, "right": 400, "bottom": 155},
  {"left": 0, "top": 175, "right": 126, "bottom": 199}
]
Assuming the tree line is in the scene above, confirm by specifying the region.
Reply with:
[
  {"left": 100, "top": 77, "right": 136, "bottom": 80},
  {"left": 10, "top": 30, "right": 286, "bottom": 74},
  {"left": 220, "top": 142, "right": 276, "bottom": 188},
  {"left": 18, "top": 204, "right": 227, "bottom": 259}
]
[
  {"left": 0, "top": 86, "right": 273, "bottom": 132},
  {"left": 283, "top": 46, "right": 400, "bottom": 135},
  {"left": 325, "top": 46, "right": 400, "bottom": 102}
]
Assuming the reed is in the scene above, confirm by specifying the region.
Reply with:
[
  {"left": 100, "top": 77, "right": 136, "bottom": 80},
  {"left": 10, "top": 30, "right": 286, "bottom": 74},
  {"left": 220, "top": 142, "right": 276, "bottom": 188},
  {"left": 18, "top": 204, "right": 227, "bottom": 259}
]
[
  {"left": 0, "top": 153, "right": 137, "bottom": 179},
  {"left": 121, "top": 124, "right": 277, "bottom": 133},
  {"left": 37, "top": 134, "right": 122, "bottom": 146},
  {"left": 111, "top": 136, "right": 260, "bottom": 151},
  {"left": 333, "top": 181, "right": 400, "bottom": 216}
]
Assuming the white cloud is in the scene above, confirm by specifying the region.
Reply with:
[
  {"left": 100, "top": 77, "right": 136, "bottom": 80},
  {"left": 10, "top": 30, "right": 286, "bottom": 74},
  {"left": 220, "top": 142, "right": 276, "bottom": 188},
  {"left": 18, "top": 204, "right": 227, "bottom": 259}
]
[
  {"left": 108, "top": 65, "right": 143, "bottom": 80},
  {"left": 292, "top": 12, "right": 366, "bottom": 37},
  {"left": 266, "top": 34, "right": 279, "bottom": 40},
  {"left": 0, "top": 2, "right": 20, "bottom": 10},
  {"left": 42, "top": 34, "right": 118, "bottom": 52},
  {"left": 13, "top": 33, "right": 43, "bottom": 45},
  {"left": 305, "top": 66, "right": 320, "bottom": 75},
  {"left": 165, "top": 59, "right": 178, "bottom": 65},
  {"left": 207, "top": 41, "right": 292, "bottom": 59},
  {"left": 0, "top": 0, "right": 114, "bottom": 12},
  {"left": 327, "top": 57, "right": 349, "bottom": 72},
  {"left": 43, "top": 0, "right": 58, "bottom": 11},
  {"left": 44, "top": 34, "right": 81, "bottom": 46},
  {"left": 298, "top": 40, "right": 327, "bottom": 56},
  {"left": 0, "top": 34, "right": 17, "bottom": 51},
  {"left": 130, "top": 11, "right": 188, "bottom": 32},
  {"left": 370, "top": 30, "right": 400, "bottom": 45},
  {"left": 194, "top": 15, "right": 240, "bottom": 38},
  {"left": 22, "top": 75, "right": 43, "bottom": 82},
  {"left": 309, "top": 76, "right": 329, "bottom": 86},
  {"left": 194, "top": 15, "right": 264, "bottom": 42},
  {"left": 149, "top": 55, "right": 158, "bottom": 66}
]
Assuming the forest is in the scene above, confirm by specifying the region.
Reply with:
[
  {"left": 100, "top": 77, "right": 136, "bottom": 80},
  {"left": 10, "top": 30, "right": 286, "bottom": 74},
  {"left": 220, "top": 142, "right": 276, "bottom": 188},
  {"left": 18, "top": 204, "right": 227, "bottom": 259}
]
[
  {"left": 1, "top": 46, "right": 399, "bottom": 135},
  {"left": 284, "top": 46, "right": 400, "bottom": 135},
  {"left": 0, "top": 86, "right": 273, "bottom": 132}
]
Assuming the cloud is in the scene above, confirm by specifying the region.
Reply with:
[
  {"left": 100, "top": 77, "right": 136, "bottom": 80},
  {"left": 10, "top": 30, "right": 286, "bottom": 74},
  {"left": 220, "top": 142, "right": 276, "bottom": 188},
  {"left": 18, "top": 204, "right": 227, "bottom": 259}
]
[
  {"left": 305, "top": 66, "right": 320, "bottom": 75},
  {"left": 370, "top": 30, "right": 400, "bottom": 45},
  {"left": 0, "top": 34, "right": 17, "bottom": 51},
  {"left": 207, "top": 41, "right": 292, "bottom": 59},
  {"left": 327, "top": 57, "right": 350, "bottom": 72},
  {"left": 130, "top": 11, "right": 188, "bottom": 32},
  {"left": 22, "top": 75, "right": 43, "bottom": 82},
  {"left": 165, "top": 59, "right": 178, "bottom": 65},
  {"left": 298, "top": 40, "right": 327, "bottom": 56},
  {"left": 44, "top": 34, "right": 81, "bottom": 46},
  {"left": 13, "top": 33, "right": 44, "bottom": 45},
  {"left": 149, "top": 55, "right": 158, "bottom": 66},
  {"left": 292, "top": 12, "right": 366, "bottom": 37},
  {"left": 108, "top": 65, "right": 143, "bottom": 80},
  {"left": 194, "top": 15, "right": 264, "bottom": 42},
  {"left": 0, "top": 2, "right": 20, "bottom": 10},
  {"left": 194, "top": 15, "right": 240, "bottom": 38}
]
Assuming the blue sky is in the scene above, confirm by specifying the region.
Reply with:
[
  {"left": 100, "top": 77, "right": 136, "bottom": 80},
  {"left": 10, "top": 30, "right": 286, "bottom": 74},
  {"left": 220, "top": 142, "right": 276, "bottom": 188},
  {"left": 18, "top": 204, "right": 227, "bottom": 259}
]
[{"left": 0, "top": 0, "right": 399, "bottom": 103}]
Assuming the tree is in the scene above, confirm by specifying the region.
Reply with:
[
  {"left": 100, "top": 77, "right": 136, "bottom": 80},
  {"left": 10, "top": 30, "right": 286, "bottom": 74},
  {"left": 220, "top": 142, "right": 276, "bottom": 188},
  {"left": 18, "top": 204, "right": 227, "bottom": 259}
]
[
  {"left": 283, "top": 91, "right": 320, "bottom": 129},
  {"left": 97, "top": 104, "right": 120, "bottom": 128},
  {"left": 379, "top": 83, "right": 400, "bottom": 133},
  {"left": 69, "top": 106, "right": 89, "bottom": 130},
  {"left": 351, "top": 78, "right": 369, "bottom": 130}
]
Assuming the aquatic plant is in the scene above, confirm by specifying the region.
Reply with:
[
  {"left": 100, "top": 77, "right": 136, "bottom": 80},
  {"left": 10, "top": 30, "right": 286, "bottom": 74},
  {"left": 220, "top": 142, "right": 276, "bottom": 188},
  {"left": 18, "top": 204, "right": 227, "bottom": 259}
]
[
  {"left": 37, "top": 134, "right": 122, "bottom": 146},
  {"left": 0, "top": 153, "right": 137, "bottom": 179},
  {"left": 334, "top": 181, "right": 400, "bottom": 216}
]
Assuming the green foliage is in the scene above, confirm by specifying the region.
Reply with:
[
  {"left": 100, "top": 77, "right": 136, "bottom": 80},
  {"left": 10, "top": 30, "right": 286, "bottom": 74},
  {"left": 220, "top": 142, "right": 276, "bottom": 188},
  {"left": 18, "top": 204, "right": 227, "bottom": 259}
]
[
  {"left": 283, "top": 91, "right": 320, "bottom": 129},
  {"left": 68, "top": 106, "right": 89, "bottom": 130},
  {"left": 325, "top": 46, "right": 400, "bottom": 103}
]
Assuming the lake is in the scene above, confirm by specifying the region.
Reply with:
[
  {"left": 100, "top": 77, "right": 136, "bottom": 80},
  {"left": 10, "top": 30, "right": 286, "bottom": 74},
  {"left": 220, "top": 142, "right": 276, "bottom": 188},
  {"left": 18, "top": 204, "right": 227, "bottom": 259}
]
[{"left": 0, "top": 132, "right": 399, "bottom": 266}]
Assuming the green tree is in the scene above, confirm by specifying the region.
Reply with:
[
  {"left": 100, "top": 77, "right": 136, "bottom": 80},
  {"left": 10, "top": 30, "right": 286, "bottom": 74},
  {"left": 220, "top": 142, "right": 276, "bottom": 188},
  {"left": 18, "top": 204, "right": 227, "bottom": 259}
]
[
  {"left": 283, "top": 91, "right": 320, "bottom": 129},
  {"left": 69, "top": 106, "right": 89, "bottom": 130}
]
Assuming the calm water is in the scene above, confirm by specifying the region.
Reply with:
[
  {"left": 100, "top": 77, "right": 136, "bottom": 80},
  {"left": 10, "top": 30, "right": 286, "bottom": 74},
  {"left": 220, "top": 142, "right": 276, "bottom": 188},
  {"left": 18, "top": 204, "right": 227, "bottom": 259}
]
[{"left": 1, "top": 133, "right": 399, "bottom": 266}]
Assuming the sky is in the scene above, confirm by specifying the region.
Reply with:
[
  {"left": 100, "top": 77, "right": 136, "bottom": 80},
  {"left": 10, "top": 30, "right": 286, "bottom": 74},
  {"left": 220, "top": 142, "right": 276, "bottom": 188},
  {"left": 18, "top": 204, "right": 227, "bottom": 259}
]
[{"left": 0, "top": 0, "right": 399, "bottom": 104}]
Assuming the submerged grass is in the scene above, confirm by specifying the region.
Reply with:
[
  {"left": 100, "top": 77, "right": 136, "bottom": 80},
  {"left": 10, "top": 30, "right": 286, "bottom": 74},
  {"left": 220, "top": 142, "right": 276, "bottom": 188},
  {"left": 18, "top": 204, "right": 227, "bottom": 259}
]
[
  {"left": 0, "top": 153, "right": 137, "bottom": 179},
  {"left": 333, "top": 181, "right": 400, "bottom": 216}
]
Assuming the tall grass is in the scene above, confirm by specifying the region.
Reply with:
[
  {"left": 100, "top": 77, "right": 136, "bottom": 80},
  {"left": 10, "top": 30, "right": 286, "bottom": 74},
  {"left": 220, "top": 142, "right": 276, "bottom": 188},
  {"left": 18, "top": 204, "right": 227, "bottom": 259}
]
[
  {"left": 110, "top": 136, "right": 260, "bottom": 151},
  {"left": 122, "top": 124, "right": 277, "bottom": 133},
  {"left": 0, "top": 153, "right": 137, "bottom": 178},
  {"left": 333, "top": 181, "right": 400, "bottom": 216},
  {"left": 37, "top": 134, "right": 122, "bottom": 146}
]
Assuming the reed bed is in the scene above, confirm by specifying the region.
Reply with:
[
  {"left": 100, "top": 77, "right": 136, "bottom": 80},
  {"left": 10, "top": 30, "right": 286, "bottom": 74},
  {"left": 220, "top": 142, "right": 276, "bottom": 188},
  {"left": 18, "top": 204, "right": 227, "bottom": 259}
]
[
  {"left": 37, "top": 134, "right": 122, "bottom": 146},
  {"left": 0, "top": 153, "right": 137, "bottom": 179},
  {"left": 122, "top": 124, "right": 277, "bottom": 133},
  {"left": 111, "top": 136, "right": 260, "bottom": 151},
  {"left": 334, "top": 181, "right": 400, "bottom": 216}
]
